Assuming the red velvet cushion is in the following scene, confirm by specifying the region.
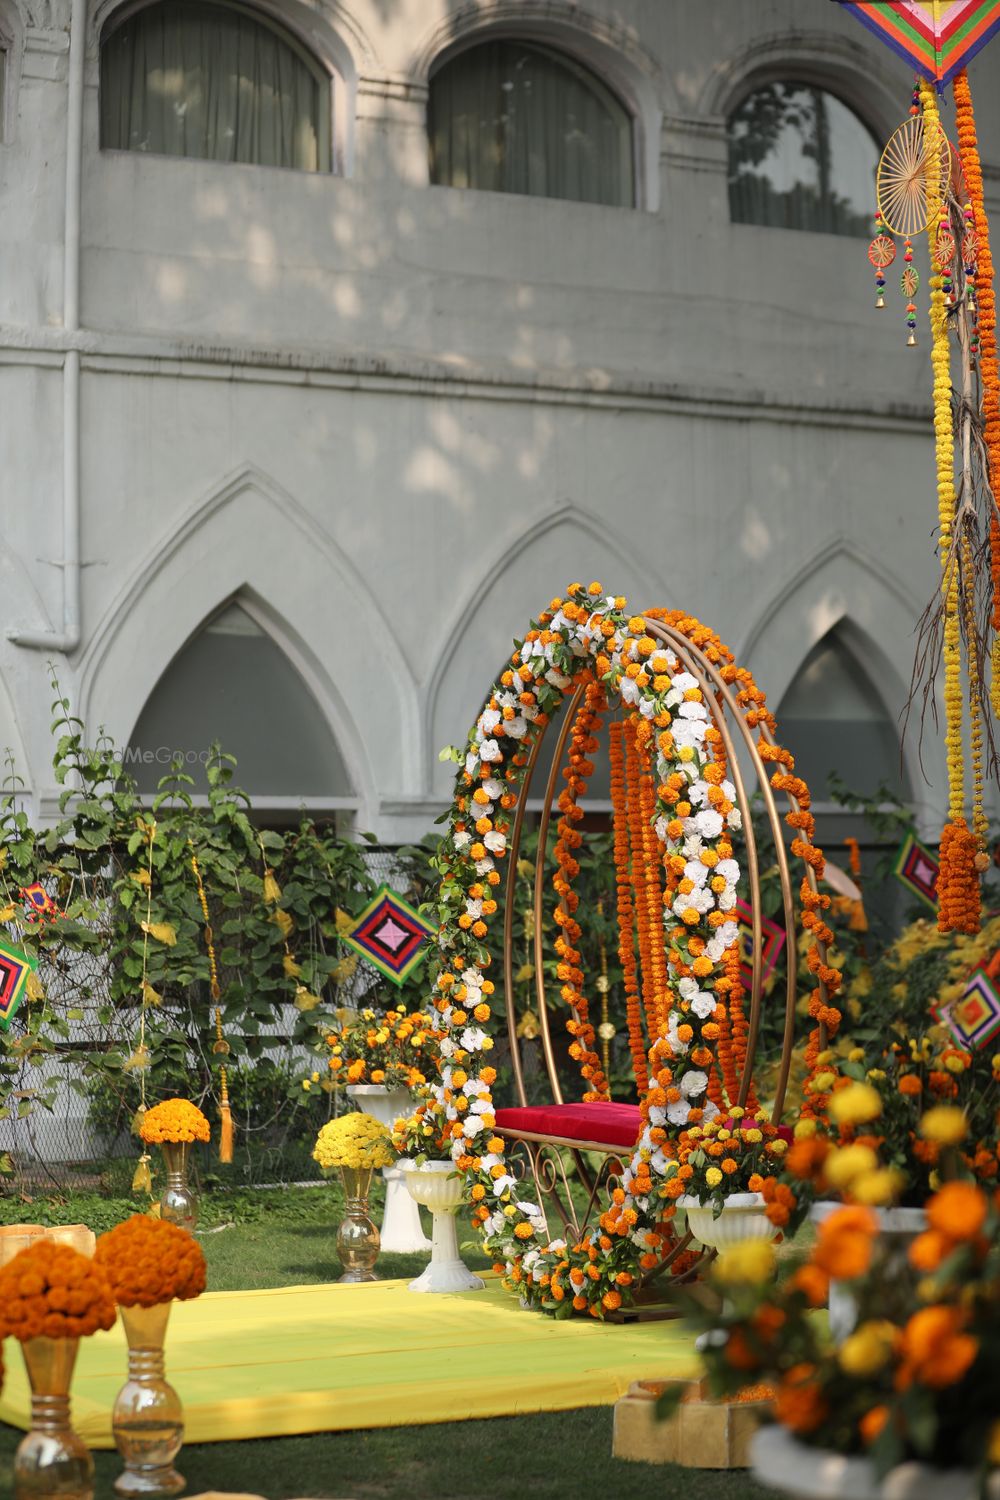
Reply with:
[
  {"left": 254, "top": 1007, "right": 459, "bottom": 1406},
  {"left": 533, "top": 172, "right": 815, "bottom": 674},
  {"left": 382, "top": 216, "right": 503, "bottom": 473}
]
[{"left": 494, "top": 1103, "right": 642, "bottom": 1149}]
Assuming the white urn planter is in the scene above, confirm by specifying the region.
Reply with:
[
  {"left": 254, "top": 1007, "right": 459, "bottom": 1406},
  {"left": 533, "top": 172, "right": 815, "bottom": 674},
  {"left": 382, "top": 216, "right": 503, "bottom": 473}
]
[
  {"left": 808, "top": 1202, "right": 928, "bottom": 1343},
  {"left": 345, "top": 1084, "right": 431, "bottom": 1254},
  {"left": 401, "top": 1160, "right": 485, "bottom": 1294},
  {"left": 752, "top": 1425, "right": 992, "bottom": 1500},
  {"left": 678, "top": 1192, "right": 778, "bottom": 1250}
]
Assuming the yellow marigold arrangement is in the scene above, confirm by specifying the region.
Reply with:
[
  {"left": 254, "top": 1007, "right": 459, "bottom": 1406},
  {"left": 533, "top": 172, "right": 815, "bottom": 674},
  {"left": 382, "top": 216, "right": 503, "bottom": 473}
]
[
  {"left": 0, "top": 1240, "right": 116, "bottom": 1342},
  {"left": 684, "top": 1181, "right": 1000, "bottom": 1476},
  {"left": 391, "top": 1100, "right": 452, "bottom": 1161},
  {"left": 139, "top": 1098, "right": 211, "bottom": 1145},
  {"left": 95, "top": 1216, "right": 206, "bottom": 1307},
  {"left": 428, "top": 581, "right": 836, "bottom": 1317},
  {"left": 664, "top": 1108, "right": 789, "bottom": 1213},
  {"left": 313, "top": 1112, "right": 395, "bottom": 1171},
  {"left": 315, "top": 1004, "right": 442, "bottom": 1092}
]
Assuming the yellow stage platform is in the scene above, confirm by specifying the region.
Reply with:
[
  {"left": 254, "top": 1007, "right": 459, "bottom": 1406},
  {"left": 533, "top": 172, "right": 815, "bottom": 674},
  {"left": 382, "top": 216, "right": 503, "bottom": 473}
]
[{"left": 0, "top": 1277, "right": 699, "bottom": 1447}]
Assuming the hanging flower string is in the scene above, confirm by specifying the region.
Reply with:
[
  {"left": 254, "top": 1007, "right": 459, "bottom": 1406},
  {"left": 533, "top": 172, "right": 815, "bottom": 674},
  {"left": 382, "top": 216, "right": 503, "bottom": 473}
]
[
  {"left": 553, "top": 677, "right": 610, "bottom": 1101},
  {"left": 190, "top": 845, "right": 233, "bottom": 1163},
  {"left": 921, "top": 77, "right": 981, "bottom": 934},
  {"left": 953, "top": 69, "right": 1000, "bottom": 725},
  {"left": 609, "top": 720, "right": 649, "bottom": 1095},
  {"left": 129, "top": 818, "right": 157, "bottom": 1195}
]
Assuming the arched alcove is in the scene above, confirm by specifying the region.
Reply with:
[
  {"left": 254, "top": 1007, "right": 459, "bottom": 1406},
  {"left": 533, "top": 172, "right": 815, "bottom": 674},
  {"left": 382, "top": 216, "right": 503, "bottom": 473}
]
[
  {"left": 125, "top": 599, "right": 353, "bottom": 807},
  {"left": 777, "top": 626, "right": 909, "bottom": 805}
]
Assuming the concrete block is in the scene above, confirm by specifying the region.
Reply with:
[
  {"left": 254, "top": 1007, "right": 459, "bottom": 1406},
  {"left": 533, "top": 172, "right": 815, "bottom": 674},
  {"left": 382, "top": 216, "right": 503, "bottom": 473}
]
[{"left": 613, "top": 1379, "right": 772, "bottom": 1469}]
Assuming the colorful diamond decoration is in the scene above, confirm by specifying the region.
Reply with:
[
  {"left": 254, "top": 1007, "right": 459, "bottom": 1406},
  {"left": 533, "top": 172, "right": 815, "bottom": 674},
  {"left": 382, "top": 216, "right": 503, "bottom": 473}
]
[
  {"left": 734, "top": 898, "right": 787, "bottom": 990},
  {"left": 935, "top": 965, "right": 1000, "bottom": 1050},
  {"left": 0, "top": 939, "right": 38, "bottom": 1030},
  {"left": 21, "top": 883, "right": 58, "bottom": 920},
  {"left": 892, "top": 831, "right": 939, "bottom": 910},
  {"left": 340, "top": 886, "right": 437, "bottom": 987}
]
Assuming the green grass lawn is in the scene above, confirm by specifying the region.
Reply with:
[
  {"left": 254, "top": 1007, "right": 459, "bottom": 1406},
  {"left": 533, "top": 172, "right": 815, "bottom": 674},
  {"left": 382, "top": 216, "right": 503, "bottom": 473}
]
[{"left": 0, "top": 1186, "right": 781, "bottom": 1500}]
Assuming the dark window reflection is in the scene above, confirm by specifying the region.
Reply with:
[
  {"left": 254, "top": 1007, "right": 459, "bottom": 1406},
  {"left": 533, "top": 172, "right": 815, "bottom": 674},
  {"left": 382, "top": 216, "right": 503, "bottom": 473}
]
[
  {"left": 727, "top": 82, "right": 876, "bottom": 236},
  {"left": 429, "top": 40, "right": 634, "bottom": 207}
]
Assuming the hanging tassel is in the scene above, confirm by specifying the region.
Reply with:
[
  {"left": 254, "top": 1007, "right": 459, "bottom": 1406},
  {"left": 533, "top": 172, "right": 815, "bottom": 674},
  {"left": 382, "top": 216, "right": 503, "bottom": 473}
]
[
  {"left": 219, "top": 1068, "right": 234, "bottom": 1164},
  {"left": 848, "top": 900, "right": 869, "bottom": 933},
  {"left": 132, "top": 1152, "right": 152, "bottom": 1195}
]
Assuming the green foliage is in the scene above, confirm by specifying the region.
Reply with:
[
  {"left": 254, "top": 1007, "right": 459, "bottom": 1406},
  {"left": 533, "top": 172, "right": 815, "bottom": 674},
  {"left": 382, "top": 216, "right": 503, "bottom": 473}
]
[{"left": 0, "top": 682, "right": 436, "bottom": 1186}]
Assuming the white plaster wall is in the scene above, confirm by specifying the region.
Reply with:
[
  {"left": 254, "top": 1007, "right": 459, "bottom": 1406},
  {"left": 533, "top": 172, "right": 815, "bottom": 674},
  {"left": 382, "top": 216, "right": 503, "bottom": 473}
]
[{"left": 1, "top": 0, "right": 998, "bottom": 840}]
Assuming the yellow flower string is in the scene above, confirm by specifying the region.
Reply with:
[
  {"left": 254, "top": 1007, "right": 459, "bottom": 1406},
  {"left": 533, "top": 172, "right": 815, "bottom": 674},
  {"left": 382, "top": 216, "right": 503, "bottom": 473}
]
[
  {"left": 960, "top": 533, "right": 988, "bottom": 850},
  {"left": 129, "top": 819, "right": 156, "bottom": 1194},
  {"left": 921, "top": 78, "right": 980, "bottom": 934},
  {"left": 190, "top": 844, "right": 233, "bottom": 1163}
]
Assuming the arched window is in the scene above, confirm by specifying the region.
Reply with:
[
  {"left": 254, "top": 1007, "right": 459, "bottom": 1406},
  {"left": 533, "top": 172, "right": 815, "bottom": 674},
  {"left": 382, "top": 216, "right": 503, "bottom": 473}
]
[
  {"left": 727, "top": 82, "right": 877, "bottom": 236},
  {"left": 777, "top": 630, "right": 907, "bottom": 804},
  {"left": 126, "top": 602, "right": 352, "bottom": 810},
  {"left": 428, "top": 39, "right": 634, "bottom": 207},
  {"left": 100, "top": 0, "right": 332, "bottom": 172}
]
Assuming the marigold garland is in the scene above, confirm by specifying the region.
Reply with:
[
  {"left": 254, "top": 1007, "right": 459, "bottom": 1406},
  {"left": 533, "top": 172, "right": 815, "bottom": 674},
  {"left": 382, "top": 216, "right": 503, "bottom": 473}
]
[
  {"left": 0, "top": 1240, "right": 116, "bottom": 1342},
  {"left": 427, "top": 587, "right": 835, "bottom": 1316},
  {"left": 920, "top": 79, "right": 980, "bottom": 936},
  {"left": 95, "top": 1215, "right": 206, "bottom": 1307},
  {"left": 139, "top": 1098, "right": 211, "bottom": 1146},
  {"left": 609, "top": 720, "right": 649, "bottom": 1094},
  {"left": 953, "top": 71, "right": 1000, "bottom": 715},
  {"left": 623, "top": 719, "right": 668, "bottom": 1042},
  {"left": 553, "top": 677, "right": 610, "bottom": 1101}
]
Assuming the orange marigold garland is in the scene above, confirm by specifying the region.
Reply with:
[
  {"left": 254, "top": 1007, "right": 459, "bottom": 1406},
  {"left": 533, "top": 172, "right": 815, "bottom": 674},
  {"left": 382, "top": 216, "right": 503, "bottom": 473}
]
[
  {"left": 953, "top": 70, "right": 1000, "bottom": 714},
  {"left": 95, "top": 1216, "right": 206, "bottom": 1307},
  {"left": 0, "top": 1241, "right": 116, "bottom": 1342},
  {"left": 609, "top": 719, "right": 649, "bottom": 1095},
  {"left": 623, "top": 719, "right": 669, "bottom": 1041},
  {"left": 553, "top": 676, "right": 610, "bottom": 1100}
]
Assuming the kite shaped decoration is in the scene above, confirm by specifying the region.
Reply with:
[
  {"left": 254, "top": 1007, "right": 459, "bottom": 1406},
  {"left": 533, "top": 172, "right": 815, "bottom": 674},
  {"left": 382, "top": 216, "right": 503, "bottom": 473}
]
[
  {"left": 0, "top": 939, "right": 38, "bottom": 1030},
  {"left": 841, "top": 1, "right": 1000, "bottom": 88},
  {"left": 340, "top": 886, "right": 437, "bottom": 987},
  {"left": 935, "top": 964, "right": 1000, "bottom": 1048},
  {"left": 893, "top": 830, "right": 940, "bottom": 909},
  {"left": 734, "top": 898, "right": 787, "bottom": 990}
]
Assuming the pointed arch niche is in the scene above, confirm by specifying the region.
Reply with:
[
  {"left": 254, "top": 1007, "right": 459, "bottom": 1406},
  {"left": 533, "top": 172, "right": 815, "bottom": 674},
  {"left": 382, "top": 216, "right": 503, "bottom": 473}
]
[
  {"left": 125, "top": 597, "right": 354, "bottom": 817},
  {"left": 776, "top": 624, "right": 910, "bottom": 808}
]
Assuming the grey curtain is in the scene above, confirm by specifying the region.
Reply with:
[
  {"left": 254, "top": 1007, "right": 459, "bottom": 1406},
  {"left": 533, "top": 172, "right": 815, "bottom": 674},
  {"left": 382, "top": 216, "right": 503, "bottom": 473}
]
[
  {"left": 429, "top": 40, "right": 634, "bottom": 208},
  {"left": 100, "top": 0, "right": 330, "bottom": 172}
]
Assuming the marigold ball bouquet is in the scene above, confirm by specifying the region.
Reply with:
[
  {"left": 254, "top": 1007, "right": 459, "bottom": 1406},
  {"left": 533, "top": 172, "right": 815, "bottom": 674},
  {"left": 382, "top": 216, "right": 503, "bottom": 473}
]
[
  {"left": 0, "top": 1240, "right": 117, "bottom": 1342},
  {"left": 95, "top": 1216, "right": 206, "bottom": 1307},
  {"left": 139, "top": 1099, "right": 211, "bottom": 1145},
  {"left": 313, "top": 1112, "right": 396, "bottom": 1172},
  {"left": 316, "top": 1004, "right": 443, "bottom": 1092},
  {"left": 687, "top": 1179, "right": 1000, "bottom": 1478},
  {"left": 661, "top": 1107, "right": 789, "bottom": 1215}
]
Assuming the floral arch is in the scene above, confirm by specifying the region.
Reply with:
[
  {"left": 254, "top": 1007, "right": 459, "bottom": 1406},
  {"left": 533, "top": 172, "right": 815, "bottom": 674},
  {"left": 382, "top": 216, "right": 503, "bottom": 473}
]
[{"left": 426, "top": 583, "right": 842, "bottom": 1317}]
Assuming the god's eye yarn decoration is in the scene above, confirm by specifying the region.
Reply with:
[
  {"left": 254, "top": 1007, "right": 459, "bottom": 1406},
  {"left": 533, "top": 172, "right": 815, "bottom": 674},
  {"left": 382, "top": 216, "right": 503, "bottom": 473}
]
[
  {"left": 341, "top": 886, "right": 437, "bottom": 987},
  {"left": 0, "top": 939, "right": 37, "bottom": 1030}
]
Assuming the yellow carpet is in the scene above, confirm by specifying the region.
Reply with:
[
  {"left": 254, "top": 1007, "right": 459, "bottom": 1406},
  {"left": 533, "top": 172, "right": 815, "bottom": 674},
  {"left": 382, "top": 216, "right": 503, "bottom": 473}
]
[{"left": 0, "top": 1277, "right": 698, "bottom": 1446}]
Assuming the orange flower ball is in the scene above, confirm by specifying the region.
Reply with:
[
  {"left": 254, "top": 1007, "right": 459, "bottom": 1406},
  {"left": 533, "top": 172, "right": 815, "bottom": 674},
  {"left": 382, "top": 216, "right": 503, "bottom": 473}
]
[
  {"left": 0, "top": 1241, "right": 116, "bottom": 1342},
  {"left": 139, "top": 1099, "right": 211, "bottom": 1145},
  {"left": 95, "top": 1216, "right": 207, "bottom": 1307}
]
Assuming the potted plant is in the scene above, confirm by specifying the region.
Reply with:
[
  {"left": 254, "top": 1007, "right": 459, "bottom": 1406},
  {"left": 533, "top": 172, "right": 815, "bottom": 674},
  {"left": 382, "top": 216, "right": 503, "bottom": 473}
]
[
  {"left": 392, "top": 1105, "right": 484, "bottom": 1295},
  {"left": 677, "top": 1145, "right": 1000, "bottom": 1500},
  {"left": 668, "top": 1107, "right": 791, "bottom": 1251},
  {"left": 316, "top": 1004, "right": 443, "bottom": 1253},
  {"left": 312, "top": 1112, "right": 396, "bottom": 1283}
]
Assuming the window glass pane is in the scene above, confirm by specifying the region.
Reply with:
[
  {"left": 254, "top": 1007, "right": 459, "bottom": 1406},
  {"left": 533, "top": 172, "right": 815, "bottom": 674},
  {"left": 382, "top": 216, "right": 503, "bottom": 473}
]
[
  {"left": 126, "top": 603, "right": 351, "bottom": 799},
  {"left": 728, "top": 83, "right": 876, "bottom": 235},
  {"left": 777, "top": 633, "right": 907, "bottom": 802},
  {"left": 429, "top": 39, "right": 633, "bottom": 207},
  {"left": 100, "top": 0, "right": 331, "bottom": 171}
]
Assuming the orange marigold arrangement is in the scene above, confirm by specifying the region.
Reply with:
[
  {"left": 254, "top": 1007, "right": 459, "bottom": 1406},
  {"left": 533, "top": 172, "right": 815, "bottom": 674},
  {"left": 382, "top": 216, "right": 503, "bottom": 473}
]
[
  {"left": 317, "top": 1003, "right": 443, "bottom": 1091},
  {"left": 95, "top": 1216, "right": 206, "bottom": 1307},
  {"left": 686, "top": 1176, "right": 1000, "bottom": 1474},
  {"left": 0, "top": 1240, "right": 117, "bottom": 1343},
  {"left": 139, "top": 1098, "right": 211, "bottom": 1145}
]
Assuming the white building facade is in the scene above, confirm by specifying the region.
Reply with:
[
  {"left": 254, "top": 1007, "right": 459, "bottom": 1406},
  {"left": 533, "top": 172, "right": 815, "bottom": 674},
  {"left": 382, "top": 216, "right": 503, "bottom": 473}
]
[{"left": 1, "top": 0, "right": 997, "bottom": 842}]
